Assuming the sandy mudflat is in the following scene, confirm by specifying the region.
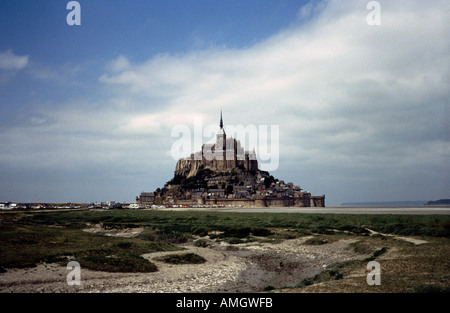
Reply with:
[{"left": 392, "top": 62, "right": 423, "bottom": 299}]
[{"left": 0, "top": 237, "right": 367, "bottom": 293}]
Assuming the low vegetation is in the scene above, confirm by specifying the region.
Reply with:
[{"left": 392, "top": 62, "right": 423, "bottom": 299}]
[
  {"left": 154, "top": 253, "right": 206, "bottom": 265},
  {"left": 0, "top": 223, "right": 177, "bottom": 272},
  {"left": 79, "top": 254, "right": 158, "bottom": 273},
  {"left": 16, "top": 209, "right": 450, "bottom": 238},
  {"left": 1, "top": 209, "right": 449, "bottom": 286}
]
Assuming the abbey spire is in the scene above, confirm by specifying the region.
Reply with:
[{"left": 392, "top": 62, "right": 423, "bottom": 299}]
[{"left": 217, "top": 109, "right": 226, "bottom": 137}]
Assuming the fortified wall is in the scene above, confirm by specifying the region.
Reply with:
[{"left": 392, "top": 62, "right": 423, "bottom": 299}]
[{"left": 171, "top": 195, "right": 325, "bottom": 208}]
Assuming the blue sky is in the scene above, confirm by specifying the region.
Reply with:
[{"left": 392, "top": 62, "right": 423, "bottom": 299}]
[
  {"left": 0, "top": 1, "right": 306, "bottom": 114},
  {"left": 0, "top": 0, "right": 449, "bottom": 205},
  {"left": 1, "top": 1, "right": 306, "bottom": 63}
]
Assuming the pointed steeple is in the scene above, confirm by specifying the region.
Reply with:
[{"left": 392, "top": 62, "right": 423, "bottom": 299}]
[{"left": 217, "top": 109, "right": 226, "bottom": 140}]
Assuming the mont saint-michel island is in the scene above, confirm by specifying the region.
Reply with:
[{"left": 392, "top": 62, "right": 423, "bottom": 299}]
[{"left": 137, "top": 112, "right": 325, "bottom": 208}]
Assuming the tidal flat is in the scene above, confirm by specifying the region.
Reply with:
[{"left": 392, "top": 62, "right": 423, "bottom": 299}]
[{"left": 1, "top": 209, "right": 449, "bottom": 292}]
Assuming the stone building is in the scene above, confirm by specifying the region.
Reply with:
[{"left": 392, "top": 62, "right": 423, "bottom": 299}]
[
  {"left": 175, "top": 111, "right": 258, "bottom": 178},
  {"left": 136, "top": 192, "right": 155, "bottom": 205}
]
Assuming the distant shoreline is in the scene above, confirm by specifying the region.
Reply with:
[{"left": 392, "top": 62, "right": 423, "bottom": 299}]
[
  {"left": 1, "top": 205, "right": 450, "bottom": 215},
  {"left": 341, "top": 200, "right": 450, "bottom": 207}
]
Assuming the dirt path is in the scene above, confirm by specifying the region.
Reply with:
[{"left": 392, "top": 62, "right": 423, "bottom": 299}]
[{"left": 366, "top": 228, "right": 428, "bottom": 245}]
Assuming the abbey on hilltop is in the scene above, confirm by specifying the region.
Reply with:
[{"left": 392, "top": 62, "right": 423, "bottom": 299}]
[
  {"left": 174, "top": 110, "right": 258, "bottom": 178},
  {"left": 137, "top": 111, "right": 325, "bottom": 208}
]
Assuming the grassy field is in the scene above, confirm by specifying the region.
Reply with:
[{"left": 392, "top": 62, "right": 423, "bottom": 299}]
[
  {"left": 282, "top": 233, "right": 450, "bottom": 293},
  {"left": 14, "top": 209, "right": 450, "bottom": 236},
  {"left": 1, "top": 209, "right": 449, "bottom": 292}
]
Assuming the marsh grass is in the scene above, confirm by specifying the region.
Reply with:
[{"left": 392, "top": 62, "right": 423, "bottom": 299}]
[
  {"left": 21, "top": 210, "right": 450, "bottom": 238},
  {"left": 279, "top": 235, "right": 450, "bottom": 293},
  {"left": 79, "top": 254, "right": 158, "bottom": 273},
  {"left": 2, "top": 210, "right": 450, "bottom": 276},
  {"left": 0, "top": 223, "right": 177, "bottom": 271},
  {"left": 154, "top": 253, "right": 206, "bottom": 264}
]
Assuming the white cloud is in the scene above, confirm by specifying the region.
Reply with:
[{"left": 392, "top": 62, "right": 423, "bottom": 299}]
[
  {"left": 1, "top": 0, "right": 448, "bottom": 203},
  {"left": 100, "top": 1, "right": 448, "bottom": 130},
  {"left": 96, "top": 0, "right": 449, "bottom": 202},
  {"left": 108, "top": 55, "right": 131, "bottom": 72},
  {"left": 297, "top": 0, "right": 328, "bottom": 21},
  {"left": 0, "top": 49, "right": 29, "bottom": 70}
]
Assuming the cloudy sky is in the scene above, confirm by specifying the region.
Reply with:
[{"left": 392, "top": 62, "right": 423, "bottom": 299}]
[{"left": 0, "top": 0, "right": 448, "bottom": 205}]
